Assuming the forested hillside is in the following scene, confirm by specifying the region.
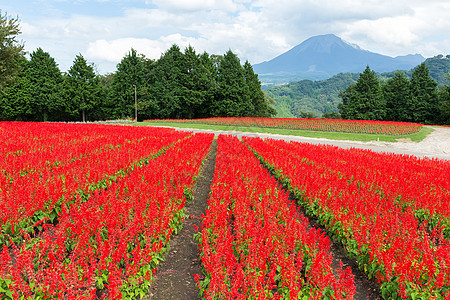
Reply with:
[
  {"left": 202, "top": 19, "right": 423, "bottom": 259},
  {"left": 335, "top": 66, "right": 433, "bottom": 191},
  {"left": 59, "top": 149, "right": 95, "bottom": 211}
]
[
  {"left": 381, "top": 55, "right": 450, "bottom": 86},
  {"left": 267, "top": 55, "right": 450, "bottom": 118},
  {"left": 265, "top": 73, "right": 359, "bottom": 117}
]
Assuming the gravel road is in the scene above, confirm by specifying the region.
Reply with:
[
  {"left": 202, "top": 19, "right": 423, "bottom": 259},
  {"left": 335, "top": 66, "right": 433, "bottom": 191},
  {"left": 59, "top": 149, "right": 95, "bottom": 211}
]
[{"left": 157, "top": 125, "right": 450, "bottom": 161}]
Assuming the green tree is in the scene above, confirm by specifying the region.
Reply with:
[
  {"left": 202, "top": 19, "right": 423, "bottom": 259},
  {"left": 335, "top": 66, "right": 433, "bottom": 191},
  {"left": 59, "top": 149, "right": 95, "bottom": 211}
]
[
  {"left": 177, "top": 46, "right": 216, "bottom": 119},
  {"left": 210, "top": 54, "right": 223, "bottom": 70},
  {"left": 96, "top": 73, "right": 115, "bottom": 119},
  {"left": 338, "top": 66, "right": 385, "bottom": 120},
  {"left": 408, "top": 63, "right": 439, "bottom": 124},
  {"left": 355, "top": 66, "right": 385, "bottom": 120},
  {"left": 322, "top": 111, "right": 341, "bottom": 119},
  {"left": 243, "top": 60, "right": 275, "bottom": 117},
  {"left": 0, "top": 56, "right": 33, "bottom": 120},
  {"left": 109, "top": 48, "right": 150, "bottom": 119},
  {"left": 196, "top": 52, "right": 218, "bottom": 118},
  {"left": 383, "top": 72, "right": 410, "bottom": 121},
  {"left": 64, "top": 54, "right": 103, "bottom": 122},
  {"left": 213, "top": 50, "right": 253, "bottom": 117},
  {"left": 147, "top": 45, "right": 184, "bottom": 119},
  {"left": 27, "top": 48, "right": 64, "bottom": 121},
  {"left": 0, "top": 11, "right": 25, "bottom": 89},
  {"left": 297, "top": 110, "right": 318, "bottom": 119},
  {"left": 338, "top": 84, "right": 358, "bottom": 119},
  {"left": 437, "top": 73, "right": 450, "bottom": 125}
]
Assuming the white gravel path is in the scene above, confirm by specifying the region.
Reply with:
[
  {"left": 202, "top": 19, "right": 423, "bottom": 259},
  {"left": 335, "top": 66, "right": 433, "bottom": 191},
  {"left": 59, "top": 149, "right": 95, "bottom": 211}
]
[{"left": 155, "top": 125, "right": 450, "bottom": 161}]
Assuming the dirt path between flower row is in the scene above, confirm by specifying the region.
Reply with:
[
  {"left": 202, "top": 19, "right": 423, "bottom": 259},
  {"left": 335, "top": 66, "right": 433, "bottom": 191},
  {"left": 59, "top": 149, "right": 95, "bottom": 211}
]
[
  {"left": 146, "top": 137, "right": 385, "bottom": 299},
  {"left": 296, "top": 203, "right": 382, "bottom": 300},
  {"left": 146, "top": 140, "right": 217, "bottom": 300}
]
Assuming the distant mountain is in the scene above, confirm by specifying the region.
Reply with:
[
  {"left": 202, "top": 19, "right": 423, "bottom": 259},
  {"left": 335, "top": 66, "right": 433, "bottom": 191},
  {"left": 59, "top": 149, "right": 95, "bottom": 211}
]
[
  {"left": 254, "top": 34, "right": 425, "bottom": 85},
  {"left": 265, "top": 55, "right": 450, "bottom": 118}
]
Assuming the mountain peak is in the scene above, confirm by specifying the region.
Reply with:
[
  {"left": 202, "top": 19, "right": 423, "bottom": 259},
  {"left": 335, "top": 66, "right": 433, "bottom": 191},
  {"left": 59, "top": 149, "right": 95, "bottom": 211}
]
[
  {"left": 305, "top": 34, "right": 359, "bottom": 50},
  {"left": 288, "top": 34, "right": 363, "bottom": 55},
  {"left": 253, "top": 34, "right": 425, "bottom": 82}
]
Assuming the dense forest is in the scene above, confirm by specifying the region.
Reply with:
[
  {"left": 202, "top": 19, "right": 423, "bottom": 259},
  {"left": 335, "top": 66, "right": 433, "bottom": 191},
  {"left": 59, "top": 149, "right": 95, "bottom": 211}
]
[
  {"left": 0, "top": 13, "right": 275, "bottom": 122},
  {"left": 266, "top": 56, "right": 450, "bottom": 123}
]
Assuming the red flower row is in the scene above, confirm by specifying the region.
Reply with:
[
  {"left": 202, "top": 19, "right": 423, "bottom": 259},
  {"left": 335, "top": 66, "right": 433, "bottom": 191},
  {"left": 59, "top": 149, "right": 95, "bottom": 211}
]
[
  {"left": 146, "top": 117, "right": 424, "bottom": 136},
  {"left": 243, "top": 136, "right": 450, "bottom": 299},
  {"left": 197, "top": 135, "right": 355, "bottom": 299}
]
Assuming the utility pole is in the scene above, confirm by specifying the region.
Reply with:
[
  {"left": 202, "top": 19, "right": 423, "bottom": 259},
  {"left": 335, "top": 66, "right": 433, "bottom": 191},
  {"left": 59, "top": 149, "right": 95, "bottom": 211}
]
[{"left": 133, "top": 84, "right": 137, "bottom": 123}]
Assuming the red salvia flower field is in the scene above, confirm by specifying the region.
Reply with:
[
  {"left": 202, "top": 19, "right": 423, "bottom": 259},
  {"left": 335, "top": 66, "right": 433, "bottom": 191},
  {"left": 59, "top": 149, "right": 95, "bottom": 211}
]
[{"left": 0, "top": 120, "right": 447, "bottom": 299}]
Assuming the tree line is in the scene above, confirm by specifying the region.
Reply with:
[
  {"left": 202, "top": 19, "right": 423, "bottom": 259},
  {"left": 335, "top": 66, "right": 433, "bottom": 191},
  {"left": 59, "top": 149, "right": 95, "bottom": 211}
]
[
  {"left": 0, "top": 12, "right": 275, "bottom": 122},
  {"left": 338, "top": 64, "right": 450, "bottom": 124}
]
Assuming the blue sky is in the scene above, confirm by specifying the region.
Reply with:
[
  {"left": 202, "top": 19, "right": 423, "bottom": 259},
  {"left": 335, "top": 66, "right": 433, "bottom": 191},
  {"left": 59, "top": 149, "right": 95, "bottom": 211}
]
[{"left": 3, "top": 0, "right": 449, "bottom": 74}]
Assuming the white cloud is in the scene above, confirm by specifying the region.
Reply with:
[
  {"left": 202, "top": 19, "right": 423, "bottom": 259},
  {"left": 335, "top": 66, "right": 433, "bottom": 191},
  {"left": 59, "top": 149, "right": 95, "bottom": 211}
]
[
  {"left": 85, "top": 34, "right": 208, "bottom": 63},
  {"left": 152, "top": 0, "right": 242, "bottom": 12},
  {"left": 342, "top": 16, "right": 422, "bottom": 49},
  {"left": 11, "top": 0, "right": 450, "bottom": 73},
  {"left": 152, "top": 0, "right": 216, "bottom": 11},
  {"left": 336, "top": 1, "right": 450, "bottom": 57}
]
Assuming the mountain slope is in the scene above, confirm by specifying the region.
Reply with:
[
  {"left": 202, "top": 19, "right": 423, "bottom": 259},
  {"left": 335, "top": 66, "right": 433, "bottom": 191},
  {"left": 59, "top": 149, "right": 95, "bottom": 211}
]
[
  {"left": 265, "top": 73, "right": 359, "bottom": 118},
  {"left": 254, "top": 34, "right": 424, "bottom": 84}
]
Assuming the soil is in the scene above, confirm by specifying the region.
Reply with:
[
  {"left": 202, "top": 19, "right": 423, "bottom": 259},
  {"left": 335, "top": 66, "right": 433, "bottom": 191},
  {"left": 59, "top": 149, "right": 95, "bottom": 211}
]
[
  {"left": 145, "top": 140, "right": 217, "bottom": 300},
  {"left": 297, "top": 206, "right": 382, "bottom": 299}
]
